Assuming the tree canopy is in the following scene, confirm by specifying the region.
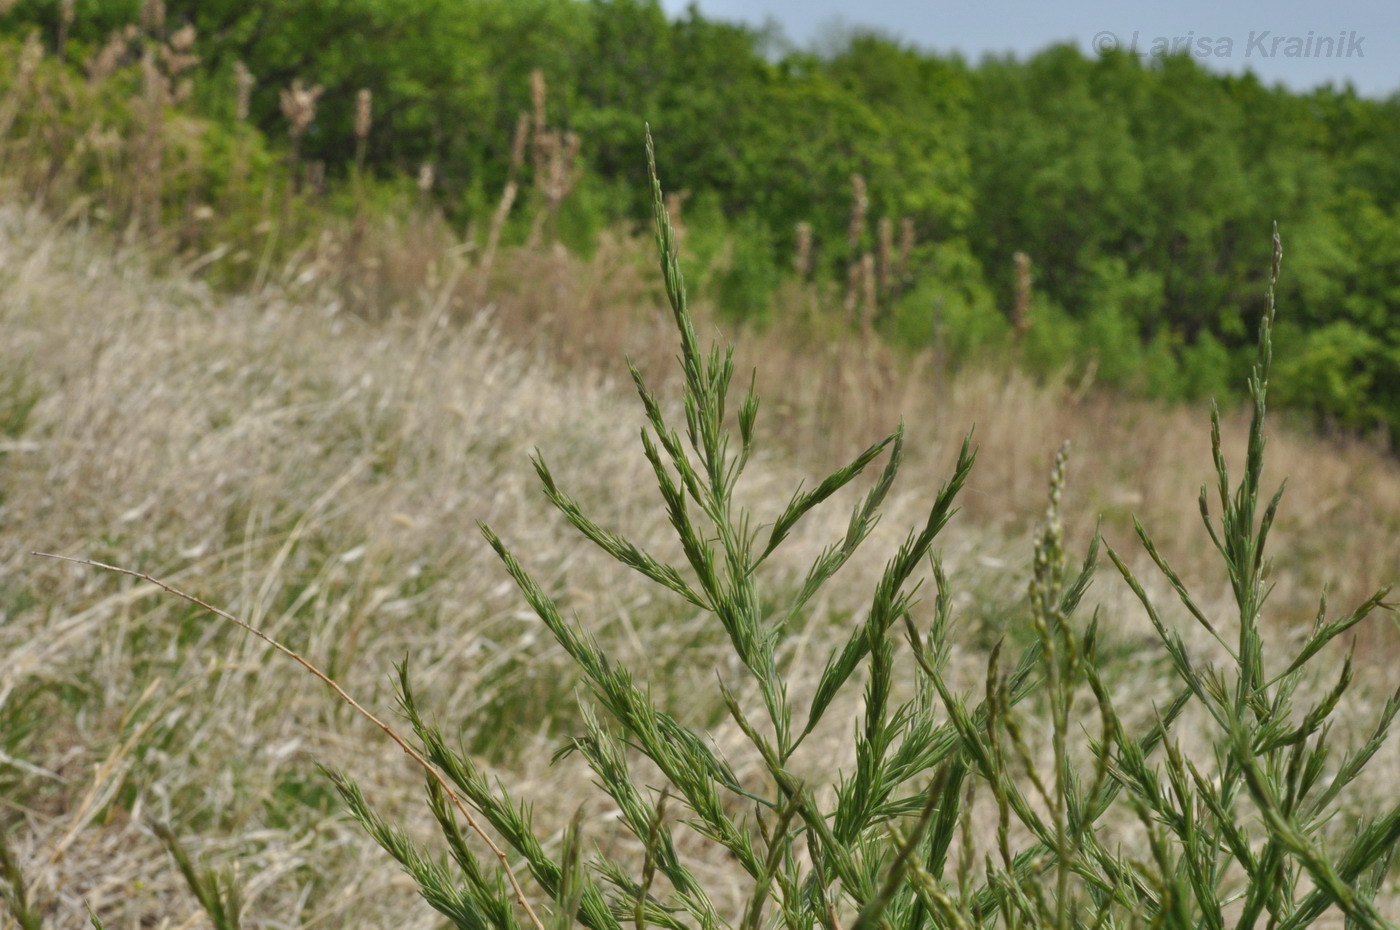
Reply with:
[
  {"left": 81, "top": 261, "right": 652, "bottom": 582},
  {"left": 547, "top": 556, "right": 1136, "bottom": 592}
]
[{"left": 4, "top": 0, "right": 1398, "bottom": 435}]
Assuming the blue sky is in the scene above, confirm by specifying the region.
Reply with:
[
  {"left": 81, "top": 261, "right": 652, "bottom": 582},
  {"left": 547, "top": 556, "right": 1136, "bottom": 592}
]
[{"left": 656, "top": 0, "right": 1400, "bottom": 98}]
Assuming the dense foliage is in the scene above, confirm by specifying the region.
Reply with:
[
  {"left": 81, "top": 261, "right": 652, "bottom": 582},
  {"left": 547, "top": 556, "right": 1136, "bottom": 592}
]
[{"left": 3, "top": 0, "right": 1399, "bottom": 435}]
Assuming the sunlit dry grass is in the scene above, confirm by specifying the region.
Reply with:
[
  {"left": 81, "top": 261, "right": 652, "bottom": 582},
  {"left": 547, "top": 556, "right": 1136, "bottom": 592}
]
[{"left": 1, "top": 202, "right": 1396, "bottom": 927}]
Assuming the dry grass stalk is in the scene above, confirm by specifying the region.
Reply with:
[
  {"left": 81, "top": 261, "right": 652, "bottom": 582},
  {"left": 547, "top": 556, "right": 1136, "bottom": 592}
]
[
  {"left": 305, "top": 159, "right": 326, "bottom": 196},
  {"left": 103, "top": 20, "right": 202, "bottom": 237},
  {"left": 794, "top": 220, "right": 812, "bottom": 278},
  {"left": 475, "top": 113, "right": 533, "bottom": 301},
  {"left": 846, "top": 172, "right": 868, "bottom": 251},
  {"left": 0, "top": 32, "right": 42, "bottom": 165},
  {"left": 34, "top": 552, "right": 550, "bottom": 930},
  {"left": 140, "top": 0, "right": 165, "bottom": 37},
  {"left": 529, "top": 68, "right": 547, "bottom": 174},
  {"left": 134, "top": 26, "right": 198, "bottom": 107},
  {"left": 161, "top": 24, "right": 198, "bottom": 103},
  {"left": 664, "top": 189, "right": 688, "bottom": 245},
  {"left": 233, "top": 61, "right": 254, "bottom": 122},
  {"left": 279, "top": 79, "right": 322, "bottom": 143},
  {"left": 348, "top": 87, "right": 373, "bottom": 243},
  {"left": 843, "top": 172, "right": 868, "bottom": 321},
  {"left": 141, "top": 26, "right": 200, "bottom": 238},
  {"left": 876, "top": 215, "right": 892, "bottom": 289},
  {"left": 354, "top": 87, "right": 372, "bottom": 167},
  {"left": 85, "top": 29, "right": 132, "bottom": 84},
  {"left": 2, "top": 208, "right": 1396, "bottom": 925},
  {"left": 508, "top": 109, "right": 530, "bottom": 178},
  {"left": 354, "top": 88, "right": 373, "bottom": 142},
  {"left": 876, "top": 215, "right": 893, "bottom": 316},
  {"left": 133, "top": 47, "right": 165, "bottom": 236},
  {"left": 843, "top": 261, "right": 862, "bottom": 324},
  {"left": 228, "top": 61, "right": 255, "bottom": 209},
  {"left": 860, "top": 251, "right": 877, "bottom": 328},
  {"left": 880, "top": 214, "right": 919, "bottom": 319},
  {"left": 416, "top": 160, "right": 436, "bottom": 213},
  {"left": 551, "top": 132, "right": 581, "bottom": 197},
  {"left": 56, "top": 0, "right": 75, "bottom": 60},
  {"left": 897, "top": 216, "right": 915, "bottom": 283},
  {"left": 1013, "top": 249, "right": 1032, "bottom": 341},
  {"left": 279, "top": 78, "right": 323, "bottom": 194},
  {"left": 526, "top": 129, "right": 580, "bottom": 248},
  {"left": 477, "top": 178, "right": 518, "bottom": 299}
]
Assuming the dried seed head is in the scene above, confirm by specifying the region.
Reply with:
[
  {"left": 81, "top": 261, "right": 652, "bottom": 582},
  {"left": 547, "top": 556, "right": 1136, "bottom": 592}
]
[
  {"left": 844, "top": 260, "right": 862, "bottom": 323},
  {"left": 877, "top": 216, "right": 893, "bottom": 294},
  {"left": 354, "top": 88, "right": 372, "bottom": 141},
  {"left": 17, "top": 30, "right": 43, "bottom": 82},
  {"left": 860, "top": 252, "right": 877, "bottom": 323},
  {"left": 794, "top": 221, "right": 813, "bottom": 278},
  {"left": 160, "top": 27, "right": 199, "bottom": 76},
  {"left": 530, "top": 68, "right": 548, "bottom": 172},
  {"left": 1013, "top": 250, "right": 1033, "bottom": 339},
  {"left": 59, "top": 0, "right": 75, "bottom": 26},
  {"left": 86, "top": 29, "right": 130, "bottom": 82},
  {"left": 847, "top": 173, "right": 868, "bottom": 252},
  {"left": 140, "top": 44, "right": 164, "bottom": 105},
  {"left": 898, "top": 217, "right": 915, "bottom": 274},
  {"left": 417, "top": 162, "right": 435, "bottom": 193},
  {"left": 508, "top": 110, "right": 530, "bottom": 176},
  {"left": 140, "top": 0, "right": 165, "bottom": 35},
  {"left": 168, "top": 23, "right": 196, "bottom": 52},
  {"left": 542, "top": 130, "right": 581, "bottom": 202},
  {"left": 86, "top": 126, "right": 122, "bottom": 155},
  {"left": 233, "top": 61, "right": 254, "bottom": 122},
  {"left": 279, "top": 78, "right": 323, "bottom": 137},
  {"left": 530, "top": 68, "right": 547, "bottom": 129}
]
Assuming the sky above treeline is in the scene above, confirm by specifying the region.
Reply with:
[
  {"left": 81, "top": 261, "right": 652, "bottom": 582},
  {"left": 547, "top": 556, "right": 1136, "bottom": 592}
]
[{"left": 656, "top": 0, "right": 1400, "bottom": 98}]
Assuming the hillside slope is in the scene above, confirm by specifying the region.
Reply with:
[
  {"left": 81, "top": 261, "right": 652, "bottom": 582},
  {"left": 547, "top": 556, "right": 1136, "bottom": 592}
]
[{"left": 1, "top": 204, "right": 1396, "bottom": 926}]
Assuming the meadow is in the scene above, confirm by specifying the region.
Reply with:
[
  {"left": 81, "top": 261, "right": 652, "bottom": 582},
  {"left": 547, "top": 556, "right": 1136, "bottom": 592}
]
[
  {"left": 2, "top": 5, "right": 1400, "bottom": 928},
  {"left": 1, "top": 167, "right": 1398, "bottom": 925}
]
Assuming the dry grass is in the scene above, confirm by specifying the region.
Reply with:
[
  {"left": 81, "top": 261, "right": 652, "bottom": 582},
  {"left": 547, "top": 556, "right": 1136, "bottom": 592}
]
[
  {"left": 2, "top": 15, "right": 1396, "bottom": 926},
  {"left": 1, "top": 200, "right": 1396, "bottom": 927},
  {"left": 423, "top": 221, "right": 1399, "bottom": 634}
]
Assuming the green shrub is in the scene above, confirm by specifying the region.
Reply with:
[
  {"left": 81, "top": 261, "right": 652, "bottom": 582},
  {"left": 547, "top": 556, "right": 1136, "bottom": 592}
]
[
  {"left": 1273, "top": 320, "right": 1389, "bottom": 433},
  {"left": 887, "top": 242, "right": 1006, "bottom": 361},
  {"left": 1174, "top": 330, "right": 1237, "bottom": 403}
]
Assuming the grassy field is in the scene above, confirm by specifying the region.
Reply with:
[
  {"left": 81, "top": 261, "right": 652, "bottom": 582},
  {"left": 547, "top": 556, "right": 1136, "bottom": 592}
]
[{"left": 1, "top": 179, "right": 1398, "bottom": 928}]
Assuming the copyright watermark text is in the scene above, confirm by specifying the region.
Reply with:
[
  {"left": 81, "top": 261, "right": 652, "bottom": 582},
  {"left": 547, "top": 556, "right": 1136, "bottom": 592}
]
[{"left": 1091, "top": 30, "right": 1365, "bottom": 60}]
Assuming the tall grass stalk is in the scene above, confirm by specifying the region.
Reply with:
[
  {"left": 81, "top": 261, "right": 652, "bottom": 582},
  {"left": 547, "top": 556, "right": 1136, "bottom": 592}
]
[{"left": 331, "top": 150, "right": 1400, "bottom": 927}]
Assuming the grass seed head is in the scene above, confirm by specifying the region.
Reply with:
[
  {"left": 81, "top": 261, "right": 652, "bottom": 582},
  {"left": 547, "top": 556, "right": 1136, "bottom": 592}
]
[
  {"left": 233, "top": 61, "right": 253, "bottom": 122},
  {"left": 279, "top": 78, "right": 323, "bottom": 139},
  {"left": 355, "top": 88, "right": 373, "bottom": 142},
  {"left": 1013, "top": 250, "right": 1033, "bottom": 340},
  {"left": 140, "top": 0, "right": 165, "bottom": 36},
  {"left": 794, "top": 221, "right": 813, "bottom": 278}
]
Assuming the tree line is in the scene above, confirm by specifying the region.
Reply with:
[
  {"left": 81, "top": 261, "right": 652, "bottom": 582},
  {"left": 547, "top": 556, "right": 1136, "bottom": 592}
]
[{"left": 5, "top": 0, "right": 1399, "bottom": 436}]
